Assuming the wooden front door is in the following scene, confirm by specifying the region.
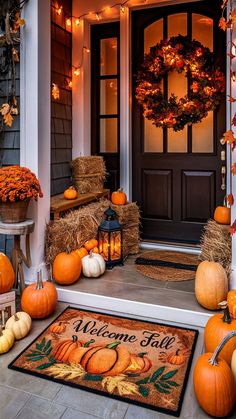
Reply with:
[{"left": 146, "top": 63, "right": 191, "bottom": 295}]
[{"left": 132, "top": 1, "right": 226, "bottom": 244}]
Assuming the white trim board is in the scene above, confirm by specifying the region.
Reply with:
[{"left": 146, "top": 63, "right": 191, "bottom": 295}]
[
  {"left": 57, "top": 287, "right": 211, "bottom": 328},
  {"left": 140, "top": 241, "right": 201, "bottom": 255}
]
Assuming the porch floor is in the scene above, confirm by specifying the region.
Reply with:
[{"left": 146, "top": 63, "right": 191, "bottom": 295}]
[{"left": 56, "top": 253, "right": 211, "bottom": 328}]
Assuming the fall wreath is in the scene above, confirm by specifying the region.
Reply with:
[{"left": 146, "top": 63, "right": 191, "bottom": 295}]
[{"left": 135, "top": 35, "right": 225, "bottom": 131}]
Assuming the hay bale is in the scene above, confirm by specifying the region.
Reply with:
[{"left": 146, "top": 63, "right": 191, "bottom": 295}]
[
  {"left": 71, "top": 156, "right": 106, "bottom": 194},
  {"left": 200, "top": 219, "right": 231, "bottom": 279},
  {"left": 45, "top": 199, "right": 140, "bottom": 265}
]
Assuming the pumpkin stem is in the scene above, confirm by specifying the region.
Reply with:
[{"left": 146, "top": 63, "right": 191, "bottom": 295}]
[
  {"left": 84, "top": 339, "right": 95, "bottom": 347},
  {"left": 106, "top": 341, "right": 121, "bottom": 350},
  {"left": 209, "top": 330, "right": 236, "bottom": 366},
  {"left": 14, "top": 314, "right": 19, "bottom": 321},
  {"left": 176, "top": 349, "right": 181, "bottom": 355},
  {"left": 138, "top": 352, "right": 147, "bottom": 358},
  {"left": 72, "top": 335, "right": 78, "bottom": 343},
  {"left": 36, "top": 270, "right": 44, "bottom": 290},
  {"left": 219, "top": 301, "right": 231, "bottom": 324},
  {"left": 89, "top": 251, "right": 93, "bottom": 257}
]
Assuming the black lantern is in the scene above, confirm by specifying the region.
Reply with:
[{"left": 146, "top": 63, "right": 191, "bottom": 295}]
[{"left": 98, "top": 207, "right": 123, "bottom": 269}]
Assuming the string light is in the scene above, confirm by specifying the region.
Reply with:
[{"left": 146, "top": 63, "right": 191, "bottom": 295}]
[
  {"left": 232, "top": 71, "right": 236, "bottom": 82},
  {"left": 57, "top": 5, "right": 63, "bottom": 15},
  {"left": 54, "top": 0, "right": 147, "bottom": 28},
  {"left": 52, "top": 84, "right": 60, "bottom": 100},
  {"left": 83, "top": 46, "right": 90, "bottom": 53},
  {"left": 73, "top": 68, "right": 81, "bottom": 76}
]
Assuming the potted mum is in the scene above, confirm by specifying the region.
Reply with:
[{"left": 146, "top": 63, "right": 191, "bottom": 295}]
[{"left": 0, "top": 166, "right": 43, "bottom": 223}]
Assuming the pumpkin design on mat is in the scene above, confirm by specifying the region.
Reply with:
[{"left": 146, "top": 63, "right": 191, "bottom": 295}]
[
  {"left": 195, "top": 261, "right": 228, "bottom": 310},
  {"left": 125, "top": 352, "right": 152, "bottom": 374},
  {"left": 52, "top": 335, "right": 82, "bottom": 362},
  {"left": 0, "top": 252, "right": 15, "bottom": 294},
  {"left": 21, "top": 270, "right": 57, "bottom": 319},
  {"left": 68, "top": 339, "right": 95, "bottom": 364},
  {"left": 49, "top": 321, "right": 67, "bottom": 335},
  {"left": 53, "top": 251, "right": 81, "bottom": 285},
  {"left": 111, "top": 188, "right": 127, "bottom": 205},
  {"left": 80, "top": 341, "right": 131, "bottom": 376},
  {"left": 194, "top": 331, "right": 236, "bottom": 418},
  {"left": 204, "top": 301, "right": 236, "bottom": 365}
]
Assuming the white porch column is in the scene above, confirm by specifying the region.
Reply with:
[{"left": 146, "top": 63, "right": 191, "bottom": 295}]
[
  {"left": 72, "top": 8, "right": 91, "bottom": 158},
  {"left": 20, "top": 0, "right": 51, "bottom": 283},
  {"left": 120, "top": 7, "right": 132, "bottom": 200}
]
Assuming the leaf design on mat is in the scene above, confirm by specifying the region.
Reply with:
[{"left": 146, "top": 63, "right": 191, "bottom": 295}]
[
  {"left": 150, "top": 366, "right": 165, "bottom": 382},
  {"left": 160, "top": 369, "right": 178, "bottom": 381},
  {"left": 154, "top": 383, "right": 170, "bottom": 394},
  {"left": 46, "top": 363, "right": 86, "bottom": 379},
  {"left": 102, "top": 375, "right": 140, "bottom": 396},
  {"left": 26, "top": 338, "right": 55, "bottom": 369}
]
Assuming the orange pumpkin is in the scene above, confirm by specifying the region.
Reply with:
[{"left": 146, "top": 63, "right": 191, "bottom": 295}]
[
  {"left": 52, "top": 335, "right": 82, "bottom": 362},
  {"left": 111, "top": 188, "right": 127, "bottom": 205},
  {"left": 0, "top": 252, "right": 15, "bottom": 294},
  {"left": 21, "top": 271, "right": 57, "bottom": 319},
  {"left": 63, "top": 187, "right": 78, "bottom": 200},
  {"left": 80, "top": 341, "right": 131, "bottom": 376},
  {"left": 73, "top": 247, "right": 88, "bottom": 259},
  {"left": 84, "top": 239, "right": 98, "bottom": 251},
  {"left": 167, "top": 349, "right": 185, "bottom": 365},
  {"left": 193, "top": 331, "right": 236, "bottom": 417},
  {"left": 125, "top": 352, "right": 152, "bottom": 374},
  {"left": 204, "top": 301, "right": 236, "bottom": 365},
  {"left": 53, "top": 252, "right": 81, "bottom": 285},
  {"left": 214, "top": 206, "right": 230, "bottom": 225},
  {"left": 68, "top": 339, "right": 95, "bottom": 364},
  {"left": 227, "top": 290, "right": 236, "bottom": 319},
  {"left": 49, "top": 321, "right": 66, "bottom": 334}
]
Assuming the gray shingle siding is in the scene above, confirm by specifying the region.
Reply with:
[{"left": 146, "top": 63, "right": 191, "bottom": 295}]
[{"left": 51, "top": 0, "right": 72, "bottom": 196}]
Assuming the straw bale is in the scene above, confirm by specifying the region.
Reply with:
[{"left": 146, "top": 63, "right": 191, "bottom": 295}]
[
  {"left": 45, "top": 199, "right": 140, "bottom": 265},
  {"left": 200, "top": 219, "right": 231, "bottom": 279},
  {"left": 71, "top": 156, "right": 106, "bottom": 194}
]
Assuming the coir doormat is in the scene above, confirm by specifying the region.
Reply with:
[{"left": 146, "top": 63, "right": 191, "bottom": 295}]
[{"left": 8, "top": 307, "right": 198, "bottom": 417}]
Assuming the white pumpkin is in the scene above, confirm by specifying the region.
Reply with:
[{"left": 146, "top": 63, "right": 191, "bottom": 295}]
[
  {"left": 82, "top": 252, "right": 106, "bottom": 278},
  {"left": 5, "top": 311, "right": 32, "bottom": 340},
  {"left": 0, "top": 327, "right": 14, "bottom": 354}
]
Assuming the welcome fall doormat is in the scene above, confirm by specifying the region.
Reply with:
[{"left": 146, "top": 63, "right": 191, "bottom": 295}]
[{"left": 8, "top": 307, "right": 198, "bottom": 417}]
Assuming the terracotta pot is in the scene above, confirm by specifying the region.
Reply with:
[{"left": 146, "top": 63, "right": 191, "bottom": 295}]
[{"left": 0, "top": 199, "right": 30, "bottom": 223}]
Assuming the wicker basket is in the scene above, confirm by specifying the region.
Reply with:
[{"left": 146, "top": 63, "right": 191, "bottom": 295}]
[{"left": 0, "top": 199, "right": 30, "bottom": 223}]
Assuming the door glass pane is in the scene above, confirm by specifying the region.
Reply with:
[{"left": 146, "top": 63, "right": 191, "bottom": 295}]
[
  {"left": 100, "top": 118, "right": 118, "bottom": 152},
  {"left": 144, "top": 120, "right": 163, "bottom": 152},
  {"left": 144, "top": 18, "right": 163, "bottom": 53},
  {"left": 168, "top": 126, "right": 188, "bottom": 152},
  {"left": 100, "top": 79, "right": 117, "bottom": 115},
  {"left": 100, "top": 38, "right": 117, "bottom": 75},
  {"left": 168, "top": 13, "right": 187, "bottom": 37},
  {"left": 192, "top": 14, "right": 213, "bottom": 51},
  {"left": 192, "top": 112, "right": 214, "bottom": 152}
]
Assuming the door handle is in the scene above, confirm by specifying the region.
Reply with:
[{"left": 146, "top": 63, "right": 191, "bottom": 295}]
[{"left": 221, "top": 166, "right": 226, "bottom": 190}]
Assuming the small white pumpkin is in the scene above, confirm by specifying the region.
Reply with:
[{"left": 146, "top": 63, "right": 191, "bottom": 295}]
[
  {"left": 0, "top": 327, "right": 14, "bottom": 354},
  {"left": 5, "top": 311, "right": 32, "bottom": 340},
  {"left": 82, "top": 252, "right": 106, "bottom": 278}
]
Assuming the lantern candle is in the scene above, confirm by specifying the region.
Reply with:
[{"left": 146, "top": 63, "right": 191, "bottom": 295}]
[{"left": 98, "top": 207, "right": 123, "bottom": 269}]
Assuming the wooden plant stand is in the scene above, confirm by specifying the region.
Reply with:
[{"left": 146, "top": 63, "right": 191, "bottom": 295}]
[
  {"left": 0, "top": 291, "right": 16, "bottom": 326},
  {"left": 50, "top": 188, "right": 110, "bottom": 220},
  {"left": 0, "top": 220, "right": 35, "bottom": 293}
]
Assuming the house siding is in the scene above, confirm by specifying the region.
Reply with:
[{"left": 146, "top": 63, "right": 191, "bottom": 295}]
[
  {"left": 51, "top": 0, "right": 72, "bottom": 196},
  {"left": 0, "top": 45, "right": 20, "bottom": 255}
]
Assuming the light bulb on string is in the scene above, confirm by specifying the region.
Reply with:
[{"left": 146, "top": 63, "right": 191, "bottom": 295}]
[
  {"left": 84, "top": 46, "right": 90, "bottom": 53},
  {"left": 96, "top": 13, "right": 101, "bottom": 21},
  {"left": 57, "top": 5, "right": 63, "bottom": 15},
  {"left": 121, "top": 5, "right": 125, "bottom": 13},
  {"left": 66, "top": 18, "right": 72, "bottom": 27},
  {"left": 73, "top": 68, "right": 81, "bottom": 76},
  {"left": 232, "top": 71, "right": 236, "bottom": 82},
  {"left": 75, "top": 18, "right": 80, "bottom": 26}
]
